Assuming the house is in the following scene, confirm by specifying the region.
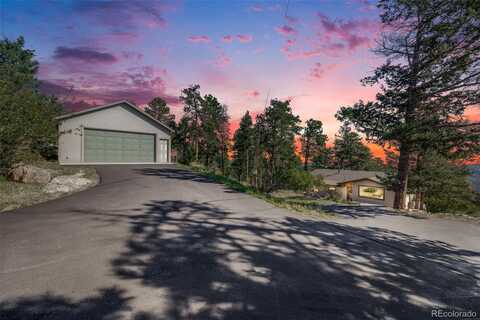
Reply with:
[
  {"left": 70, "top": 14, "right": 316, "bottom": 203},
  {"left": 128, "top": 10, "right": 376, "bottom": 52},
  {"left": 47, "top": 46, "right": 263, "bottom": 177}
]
[
  {"left": 57, "top": 100, "right": 173, "bottom": 165},
  {"left": 312, "top": 169, "right": 396, "bottom": 207}
]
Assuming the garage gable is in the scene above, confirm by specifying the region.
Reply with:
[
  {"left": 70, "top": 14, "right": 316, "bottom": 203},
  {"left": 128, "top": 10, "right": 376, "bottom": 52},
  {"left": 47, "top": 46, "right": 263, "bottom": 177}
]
[
  {"left": 56, "top": 100, "right": 173, "bottom": 135},
  {"left": 57, "top": 101, "right": 172, "bottom": 164}
]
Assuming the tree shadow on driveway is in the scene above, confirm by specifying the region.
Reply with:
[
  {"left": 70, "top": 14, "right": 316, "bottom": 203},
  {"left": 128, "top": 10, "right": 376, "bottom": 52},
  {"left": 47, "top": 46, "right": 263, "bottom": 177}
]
[
  {"left": 110, "top": 200, "right": 480, "bottom": 319},
  {"left": 2, "top": 199, "right": 479, "bottom": 319}
]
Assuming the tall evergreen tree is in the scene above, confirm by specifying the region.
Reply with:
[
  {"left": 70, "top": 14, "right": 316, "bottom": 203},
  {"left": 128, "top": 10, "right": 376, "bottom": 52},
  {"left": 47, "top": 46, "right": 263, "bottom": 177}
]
[
  {"left": 173, "top": 115, "right": 193, "bottom": 164},
  {"left": 301, "top": 119, "right": 327, "bottom": 170},
  {"left": 409, "top": 152, "right": 479, "bottom": 213},
  {"left": 144, "top": 97, "right": 175, "bottom": 129},
  {"left": 232, "top": 111, "right": 255, "bottom": 182},
  {"left": 337, "top": 0, "right": 480, "bottom": 208},
  {"left": 256, "top": 99, "right": 301, "bottom": 190},
  {"left": 332, "top": 124, "right": 379, "bottom": 171},
  {"left": 0, "top": 37, "right": 62, "bottom": 169},
  {"left": 199, "top": 94, "right": 229, "bottom": 170},
  {"left": 180, "top": 85, "right": 203, "bottom": 162}
]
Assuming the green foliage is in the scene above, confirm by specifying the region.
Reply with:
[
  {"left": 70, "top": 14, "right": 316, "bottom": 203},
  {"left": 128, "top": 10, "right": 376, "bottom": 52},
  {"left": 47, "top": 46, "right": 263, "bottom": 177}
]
[
  {"left": 409, "top": 152, "right": 479, "bottom": 214},
  {"left": 0, "top": 36, "right": 38, "bottom": 90},
  {"left": 0, "top": 37, "right": 62, "bottom": 169},
  {"left": 232, "top": 111, "right": 255, "bottom": 182},
  {"left": 173, "top": 115, "right": 194, "bottom": 164},
  {"left": 336, "top": 0, "right": 480, "bottom": 208},
  {"left": 176, "top": 85, "right": 230, "bottom": 172},
  {"left": 332, "top": 124, "right": 383, "bottom": 171},
  {"left": 180, "top": 84, "right": 203, "bottom": 162},
  {"left": 301, "top": 119, "right": 328, "bottom": 170},
  {"left": 283, "top": 169, "right": 324, "bottom": 192},
  {"left": 199, "top": 94, "right": 230, "bottom": 171},
  {"left": 254, "top": 99, "right": 301, "bottom": 191},
  {"left": 144, "top": 97, "right": 175, "bottom": 129}
]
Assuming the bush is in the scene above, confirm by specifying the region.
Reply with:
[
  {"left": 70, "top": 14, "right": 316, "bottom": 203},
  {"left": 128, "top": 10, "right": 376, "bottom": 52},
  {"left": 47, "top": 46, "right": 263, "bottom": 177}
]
[{"left": 283, "top": 169, "right": 324, "bottom": 192}]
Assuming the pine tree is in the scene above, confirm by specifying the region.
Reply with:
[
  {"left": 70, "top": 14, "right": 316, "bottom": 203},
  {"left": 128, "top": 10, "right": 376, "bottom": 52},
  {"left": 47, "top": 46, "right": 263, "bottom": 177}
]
[
  {"left": 332, "top": 124, "right": 378, "bottom": 171},
  {"left": 256, "top": 99, "right": 301, "bottom": 190},
  {"left": 173, "top": 115, "right": 193, "bottom": 164},
  {"left": 337, "top": 0, "right": 480, "bottom": 208},
  {"left": 0, "top": 37, "right": 62, "bottom": 169},
  {"left": 199, "top": 94, "right": 229, "bottom": 170},
  {"left": 180, "top": 85, "right": 203, "bottom": 162},
  {"left": 144, "top": 97, "right": 175, "bottom": 129},
  {"left": 232, "top": 111, "right": 254, "bottom": 182},
  {"left": 301, "top": 119, "right": 327, "bottom": 170}
]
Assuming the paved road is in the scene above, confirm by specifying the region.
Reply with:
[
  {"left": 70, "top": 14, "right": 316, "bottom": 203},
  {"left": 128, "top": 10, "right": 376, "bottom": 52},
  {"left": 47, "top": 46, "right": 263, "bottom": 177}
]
[{"left": 1, "top": 166, "right": 479, "bottom": 320}]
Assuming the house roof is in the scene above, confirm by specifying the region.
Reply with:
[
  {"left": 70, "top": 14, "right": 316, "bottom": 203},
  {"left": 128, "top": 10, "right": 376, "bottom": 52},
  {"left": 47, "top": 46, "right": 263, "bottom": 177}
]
[
  {"left": 56, "top": 100, "right": 174, "bottom": 133},
  {"left": 312, "top": 169, "right": 385, "bottom": 185}
]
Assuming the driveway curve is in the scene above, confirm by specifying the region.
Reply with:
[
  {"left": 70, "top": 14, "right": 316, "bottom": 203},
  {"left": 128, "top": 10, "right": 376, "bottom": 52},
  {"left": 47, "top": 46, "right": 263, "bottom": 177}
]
[{"left": 0, "top": 165, "right": 479, "bottom": 320}]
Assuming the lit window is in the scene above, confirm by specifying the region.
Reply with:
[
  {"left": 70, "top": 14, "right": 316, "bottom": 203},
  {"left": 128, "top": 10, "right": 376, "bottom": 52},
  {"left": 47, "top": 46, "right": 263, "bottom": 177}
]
[{"left": 359, "top": 185, "right": 385, "bottom": 200}]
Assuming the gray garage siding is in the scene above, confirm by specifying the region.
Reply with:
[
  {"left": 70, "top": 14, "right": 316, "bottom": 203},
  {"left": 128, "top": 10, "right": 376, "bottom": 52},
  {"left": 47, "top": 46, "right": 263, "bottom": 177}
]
[{"left": 58, "top": 103, "right": 171, "bottom": 164}]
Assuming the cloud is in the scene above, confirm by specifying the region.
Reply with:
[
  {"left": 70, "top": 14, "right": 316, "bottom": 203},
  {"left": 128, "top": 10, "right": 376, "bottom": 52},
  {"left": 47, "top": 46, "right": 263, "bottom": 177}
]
[
  {"left": 39, "top": 66, "right": 179, "bottom": 108},
  {"left": 121, "top": 51, "right": 144, "bottom": 61},
  {"left": 237, "top": 34, "right": 253, "bottom": 43},
  {"left": 280, "top": 13, "right": 378, "bottom": 60},
  {"left": 309, "top": 63, "right": 337, "bottom": 80},
  {"left": 246, "top": 90, "right": 260, "bottom": 98},
  {"left": 188, "top": 35, "right": 211, "bottom": 43},
  {"left": 316, "top": 12, "right": 378, "bottom": 50},
  {"left": 53, "top": 47, "right": 117, "bottom": 64},
  {"left": 212, "top": 52, "right": 231, "bottom": 67},
  {"left": 73, "top": 0, "right": 168, "bottom": 30},
  {"left": 222, "top": 35, "right": 233, "bottom": 43},
  {"left": 276, "top": 25, "right": 297, "bottom": 36},
  {"left": 249, "top": 4, "right": 264, "bottom": 12},
  {"left": 94, "top": 32, "right": 141, "bottom": 45}
]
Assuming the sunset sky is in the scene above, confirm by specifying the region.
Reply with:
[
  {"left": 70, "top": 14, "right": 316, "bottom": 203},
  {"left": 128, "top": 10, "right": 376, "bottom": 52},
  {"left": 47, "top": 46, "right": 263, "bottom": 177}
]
[{"left": 3, "top": 0, "right": 477, "bottom": 157}]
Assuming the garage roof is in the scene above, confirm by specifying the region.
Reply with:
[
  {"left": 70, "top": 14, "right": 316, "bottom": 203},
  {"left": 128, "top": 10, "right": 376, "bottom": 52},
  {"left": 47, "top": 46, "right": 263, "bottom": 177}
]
[{"left": 56, "top": 100, "right": 174, "bottom": 133}]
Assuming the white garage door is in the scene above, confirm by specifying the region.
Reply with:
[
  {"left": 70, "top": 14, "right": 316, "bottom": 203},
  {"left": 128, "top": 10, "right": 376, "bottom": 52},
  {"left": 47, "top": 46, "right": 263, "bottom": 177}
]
[{"left": 84, "top": 129, "right": 155, "bottom": 163}]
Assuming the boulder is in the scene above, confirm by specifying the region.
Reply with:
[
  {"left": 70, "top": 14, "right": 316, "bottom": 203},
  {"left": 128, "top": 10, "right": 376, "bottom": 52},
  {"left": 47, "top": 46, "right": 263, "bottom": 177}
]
[
  {"left": 43, "top": 172, "right": 93, "bottom": 194},
  {"left": 8, "top": 164, "right": 54, "bottom": 184}
]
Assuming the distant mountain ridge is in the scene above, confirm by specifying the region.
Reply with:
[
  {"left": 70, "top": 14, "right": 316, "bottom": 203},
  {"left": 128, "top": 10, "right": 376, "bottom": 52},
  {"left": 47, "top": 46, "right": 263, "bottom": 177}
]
[{"left": 468, "top": 165, "right": 480, "bottom": 193}]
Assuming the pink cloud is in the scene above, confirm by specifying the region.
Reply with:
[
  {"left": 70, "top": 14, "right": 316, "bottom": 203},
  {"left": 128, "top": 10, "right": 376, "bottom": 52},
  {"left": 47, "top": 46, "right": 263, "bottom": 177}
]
[
  {"left": 237, "top": 34, "right": 253, "bottom": 43},
  {"left": 249, "top": 4, "right": 263, "bottom": 12},
  {"left": 285, "top": 16, "right": 298, "bottom": 24},
  {"left": 93, "top": 32, "right": 141, "bottom": 45},
  {"left": 188, "top": 35, "right": 211, "bottom": 43},
  {"left": 121, "top": 51, "right": 144, "bottom": 61},
  {"left": 213, "top": 52, "right": 231, "bottom": 67},
  {"left": 246, "top": 90, "right": 260, "bottom": 98},
  {"left": 74, "top": 1, "right": 168, "bottom": 30},
  {"left": 39, "top": 65, "right": 179, "bottom": 108},
  {"left": 309, "top": 63, "right": 337, "bottom": 80},
  {"left": 316, "top": 12, "right": 379, "bottom": 50},
  {"left": 222, "top": 35, "right": 233, "bottom": 43},
  {"left": 280, "top": 14, "right": 379, "bottom": 60},
  {"left": 276, "top": 25, "right": 297, "bottom": 36}
]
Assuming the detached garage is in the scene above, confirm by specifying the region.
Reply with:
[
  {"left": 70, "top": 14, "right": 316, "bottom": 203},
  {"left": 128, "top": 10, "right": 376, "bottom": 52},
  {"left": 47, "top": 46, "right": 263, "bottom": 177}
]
[{"left": 57, "top": 100, "right": 172, "bottom": 165}]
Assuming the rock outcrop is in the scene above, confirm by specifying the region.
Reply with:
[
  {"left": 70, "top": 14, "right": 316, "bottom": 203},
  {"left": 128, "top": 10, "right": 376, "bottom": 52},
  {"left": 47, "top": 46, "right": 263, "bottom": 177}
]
[{"left": 8, "top": 164, "right": 55, "bottom": 184}]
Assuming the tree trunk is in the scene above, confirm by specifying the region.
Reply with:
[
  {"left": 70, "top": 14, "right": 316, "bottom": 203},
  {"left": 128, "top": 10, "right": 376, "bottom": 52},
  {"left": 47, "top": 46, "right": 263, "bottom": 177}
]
[{"left": 394, "top": 142, "right": 411, "bottom": 209}]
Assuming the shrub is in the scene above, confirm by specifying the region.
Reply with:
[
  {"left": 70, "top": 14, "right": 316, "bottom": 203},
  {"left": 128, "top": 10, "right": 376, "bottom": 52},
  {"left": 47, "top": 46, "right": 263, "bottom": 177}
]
[{"left": 284, "top": 169, "right": 324, "bottom": 192}]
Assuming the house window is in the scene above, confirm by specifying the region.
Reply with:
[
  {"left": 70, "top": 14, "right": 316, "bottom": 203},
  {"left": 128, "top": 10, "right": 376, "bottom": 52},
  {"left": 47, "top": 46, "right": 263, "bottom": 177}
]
[{"left": 359, "top": 185, "right": 385, "bottom": 200}]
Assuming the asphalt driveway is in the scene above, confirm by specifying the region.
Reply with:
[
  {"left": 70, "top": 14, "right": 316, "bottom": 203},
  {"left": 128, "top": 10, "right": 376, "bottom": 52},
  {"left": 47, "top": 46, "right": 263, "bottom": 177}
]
[{"left": 0, "top": 165, "right": 479, "bottom": 319}]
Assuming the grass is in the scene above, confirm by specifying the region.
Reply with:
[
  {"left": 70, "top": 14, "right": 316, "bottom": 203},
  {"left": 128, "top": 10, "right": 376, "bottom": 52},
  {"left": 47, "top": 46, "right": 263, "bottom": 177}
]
[
  {"left": 184, "top": 164, "right": 335, "bottom": 218},
  {"left": 0, "top": 161, "right": 98, "bottom": 212}
]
